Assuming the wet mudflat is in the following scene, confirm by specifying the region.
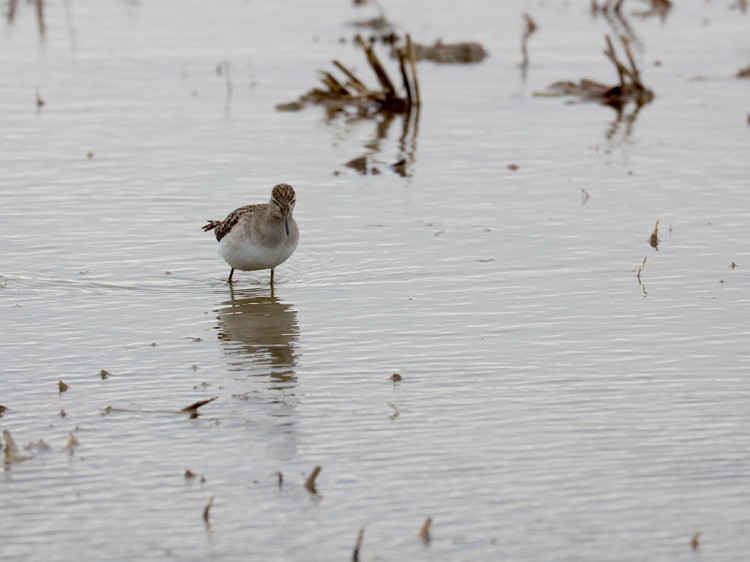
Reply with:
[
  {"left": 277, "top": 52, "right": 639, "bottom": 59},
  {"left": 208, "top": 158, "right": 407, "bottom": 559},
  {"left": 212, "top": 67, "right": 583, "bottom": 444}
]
[{"left": 2, "top": 1, "right": 750, "bottom": 560}]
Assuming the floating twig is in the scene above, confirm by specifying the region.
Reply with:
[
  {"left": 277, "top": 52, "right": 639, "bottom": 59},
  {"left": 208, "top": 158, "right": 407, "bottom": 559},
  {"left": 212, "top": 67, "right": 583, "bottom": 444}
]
[
  {"left": 304, "top": 465, "right": 322, "bottom": 493},
  {"left": 179, "top": 396, "right": 219, "bottom": 416}
]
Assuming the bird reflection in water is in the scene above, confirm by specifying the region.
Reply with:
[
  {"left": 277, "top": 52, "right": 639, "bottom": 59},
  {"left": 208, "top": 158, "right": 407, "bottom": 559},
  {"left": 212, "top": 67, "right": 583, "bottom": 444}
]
[{"left": 215, "top": 287, "right": 299, "bottom": 391}]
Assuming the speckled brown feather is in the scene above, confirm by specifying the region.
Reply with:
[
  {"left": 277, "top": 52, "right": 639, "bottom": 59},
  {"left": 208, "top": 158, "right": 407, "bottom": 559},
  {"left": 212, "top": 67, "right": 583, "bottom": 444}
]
[{"left": 202, "top": 204, "right": 263, "bottom": 242}]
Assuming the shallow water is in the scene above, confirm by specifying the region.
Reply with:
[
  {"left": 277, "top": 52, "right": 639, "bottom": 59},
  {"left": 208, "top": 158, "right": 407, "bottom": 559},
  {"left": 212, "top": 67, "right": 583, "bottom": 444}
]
[{"left": 2, "top": 1, "right": 750, "bottom": 560}]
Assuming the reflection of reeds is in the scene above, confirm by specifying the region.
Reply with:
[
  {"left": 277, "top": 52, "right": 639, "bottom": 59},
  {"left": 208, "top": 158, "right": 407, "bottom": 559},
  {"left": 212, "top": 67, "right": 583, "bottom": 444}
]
[
  {"left": 352, "top": 527, "right": 366, "bottom": 562},
  {"left": 520, "top": 13, "right": 538, "bottom": 71},
  {"left": 6, "top": 0, "right": 47, "bottom": 37}
]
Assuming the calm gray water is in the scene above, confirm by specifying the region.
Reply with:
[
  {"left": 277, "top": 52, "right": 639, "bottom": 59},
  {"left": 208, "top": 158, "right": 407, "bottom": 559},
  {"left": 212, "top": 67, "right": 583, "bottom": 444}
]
[{"left": 2, "top": 1, "right": 750, "bottom": 560}]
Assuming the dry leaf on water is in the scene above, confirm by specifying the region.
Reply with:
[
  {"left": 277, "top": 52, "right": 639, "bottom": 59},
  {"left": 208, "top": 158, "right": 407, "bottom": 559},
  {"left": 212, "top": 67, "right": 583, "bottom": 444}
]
[
  {"left": 100, "top": 369, "right": 110, "bottom": 380},
  {"left": 389, "top": 373, "right": 403, "bottom": 382},
  {"left": 185, "top": 469, "right": 198, "bottom": 479},
  {"left": 58, "top": 380, "right": 70, "bottom": 393}
]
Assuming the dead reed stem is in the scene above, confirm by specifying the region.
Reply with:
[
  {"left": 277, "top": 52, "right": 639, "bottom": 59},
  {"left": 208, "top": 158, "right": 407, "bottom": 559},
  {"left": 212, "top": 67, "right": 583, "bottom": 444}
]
[
  {"left": 352, "top": 527, "right": 366, "bottom": 561},
  {"left": 406, "top": 34, "right": 421, "bottom": 106},
  {"left": 304, "top": 465, "right": 322, "bottom": 493}
]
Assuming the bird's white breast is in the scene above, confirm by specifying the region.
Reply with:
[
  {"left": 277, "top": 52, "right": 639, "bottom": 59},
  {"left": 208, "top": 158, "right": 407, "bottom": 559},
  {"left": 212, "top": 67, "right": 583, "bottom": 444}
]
[{"left": 218, "top": 223, "right": 298, "bottom": 272}]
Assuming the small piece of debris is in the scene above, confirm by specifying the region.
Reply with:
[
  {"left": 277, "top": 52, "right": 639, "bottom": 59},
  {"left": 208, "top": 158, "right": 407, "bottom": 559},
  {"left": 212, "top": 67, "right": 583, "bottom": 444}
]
[
  {"left": 345, "top": 156, "right": 368, "bottom": 174},
  {"left": 189, "top": 337, "right": 203, "bottom": 343},
  {"left": 408, "top": 40, "right": 488, "bottom": 64},
  {"left": 36, "top": 88, "right": 45, "bottom": 108},
  {"left": 185, "top": 469, "right": 198, "bottom": 479},
  {"left": 59, "top": 408, "right": 67, "bottom": 418},
  {"left": 203, "top": 496, "right": 214, "bottom": 525},
  {"left": 389, "top": 403, "right": 400, "bottom": 420},
  {"left": 58, "top": 380, "right": 70, "bottom": 393},
  {"left": 304, "top": 465, "right": 322, "bottom": 493},
  {"left": 179, "top": 396, "right": 218, "bottom": 417},
  {"left": 3, "top": 430, "right": 31, "bottom": 464},
  {"left": 65, "top": 433, "right": 79, "bottom": 450},
  {"left": 275, "top": 101, "right": 305, "bottom": 112},
  {"left": 352, "top": 527, "right": 366, "bottom": 562},
  {"left": 477, "top": 258, "right": 495, "bottom": 263},
  {"left": 86, "top": 151, "right": 94, "bottom": 159},
  {"left": 581, "top": 188, "right": 590, "bottom": 204},
  {"left": 738, "top": 64, "right": 750, "bottom": 78},
  {"left": 0, "top": 404, "right": 6, "bottom": 417},
  {"left": 731, "top": 261, "right": 737, "bottom": 270},
  {"left": 191, "top": 364, "right": 200, "bottom": 371},
  {"left": 649, "top": 220, "right": 659, "bottom": 250},
  {"left": 507, "top": 163, "right": 519, "bottom": 171},
  {"left": 389, "top": 373, "right": 403, "bottom": 382},
  {"left": 391, "top": 159, "right": 407, "bottom": 175},
  {"left": 275, "top": 471, "right": 284, "bottom": 489},
  {"left": 100, "top": 369, "right": 110, "bottom": 380},
  {"left": 690, "top": 530, "right": 701, "bottom": 550},
  {"left": 419, "top": 516, "right": 433, "bottom": 543},
  {"left": 25, "top": 439, "right": 51, "bottom": 451}
]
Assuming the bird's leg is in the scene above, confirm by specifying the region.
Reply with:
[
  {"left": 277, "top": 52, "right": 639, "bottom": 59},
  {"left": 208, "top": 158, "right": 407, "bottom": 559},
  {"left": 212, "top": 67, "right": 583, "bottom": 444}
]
[
  {"left": 270, "top": 269, "right": 275, "bottom": 286},
  {"left": 227, "top": 268, "right": 235, "bottom": 284}
]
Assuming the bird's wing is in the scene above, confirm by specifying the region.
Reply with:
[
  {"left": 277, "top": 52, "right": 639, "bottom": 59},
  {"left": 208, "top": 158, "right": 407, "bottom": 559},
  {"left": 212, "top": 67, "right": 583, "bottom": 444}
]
[{"left": 206, "top": 204, "right": 262, "bottom": 242}]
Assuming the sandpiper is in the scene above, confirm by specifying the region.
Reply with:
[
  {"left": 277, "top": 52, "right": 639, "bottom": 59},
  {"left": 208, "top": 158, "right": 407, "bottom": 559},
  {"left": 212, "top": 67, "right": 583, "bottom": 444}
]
[{"left": 202, "top": 183, "right": 298, "bottom": 285}]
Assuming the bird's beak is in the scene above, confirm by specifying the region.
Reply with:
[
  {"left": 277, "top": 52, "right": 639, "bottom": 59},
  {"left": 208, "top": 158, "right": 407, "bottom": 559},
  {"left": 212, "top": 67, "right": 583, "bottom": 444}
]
[{"left": 284, "top": 215, "right": 290, "bottom": 236}]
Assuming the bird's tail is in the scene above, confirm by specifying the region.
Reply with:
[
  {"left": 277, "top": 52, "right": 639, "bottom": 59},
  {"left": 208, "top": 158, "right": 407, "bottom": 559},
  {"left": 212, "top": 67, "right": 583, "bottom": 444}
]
[{"left": 202, "top": 220, "right": 221, "bottom": 233}]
